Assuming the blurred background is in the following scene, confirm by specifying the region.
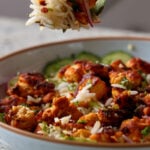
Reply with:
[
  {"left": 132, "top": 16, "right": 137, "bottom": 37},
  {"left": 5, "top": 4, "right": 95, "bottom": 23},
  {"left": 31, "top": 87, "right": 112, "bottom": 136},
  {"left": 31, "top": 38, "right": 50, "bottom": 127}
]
[{"left": 0, "top": 0, "right": 150, "bottom": 32}]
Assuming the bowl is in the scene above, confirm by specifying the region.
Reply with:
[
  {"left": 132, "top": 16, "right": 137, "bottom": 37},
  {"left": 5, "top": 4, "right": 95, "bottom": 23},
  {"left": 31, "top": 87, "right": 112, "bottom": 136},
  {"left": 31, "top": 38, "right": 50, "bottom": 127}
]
[{"left": 0, "top": 37, "right": 150, "bottom": 150}]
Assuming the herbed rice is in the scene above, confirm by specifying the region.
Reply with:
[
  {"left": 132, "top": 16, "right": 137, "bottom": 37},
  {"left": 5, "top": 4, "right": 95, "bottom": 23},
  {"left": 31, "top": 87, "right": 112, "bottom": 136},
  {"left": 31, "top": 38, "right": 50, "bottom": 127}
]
[{"left": 26, "top": 0, "right": 87, "bottom": 30}]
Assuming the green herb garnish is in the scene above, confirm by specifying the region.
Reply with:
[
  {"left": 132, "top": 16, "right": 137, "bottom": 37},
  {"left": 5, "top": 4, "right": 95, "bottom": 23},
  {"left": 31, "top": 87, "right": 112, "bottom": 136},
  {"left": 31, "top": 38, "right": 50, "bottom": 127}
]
[
  {"left": 0, "top": 113, "right": 5, "bottom": 122},
  {"left": 77, "top": 120, "right": 87, "bottom": 124},
  {"left": 41, "top": 122, "right": 49, "bottom": 133},
  {"left": 120, "top": 77, "right": 133, "bottom": 89},
  {"left": 67, "top": 82, "right": 77, "bottom": 91},
  {"left": 141, "top": 126, "right": 150, "bottom": 136}
]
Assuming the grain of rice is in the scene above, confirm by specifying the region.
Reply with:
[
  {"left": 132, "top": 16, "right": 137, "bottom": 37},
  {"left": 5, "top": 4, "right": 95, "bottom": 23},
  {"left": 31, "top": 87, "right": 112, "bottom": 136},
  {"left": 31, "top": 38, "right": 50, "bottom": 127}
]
[
  {"left": 111, "top": 84, "right": 126, "bottom": 89},
  {"left": 26, "top": 0, "right": 83, "bottom": 30},
  {"left": 146, "top": 74, "right": 150, "bottom": 84},
  {"left": 91, "top": 121, "right": 101, "bottom": 134}
]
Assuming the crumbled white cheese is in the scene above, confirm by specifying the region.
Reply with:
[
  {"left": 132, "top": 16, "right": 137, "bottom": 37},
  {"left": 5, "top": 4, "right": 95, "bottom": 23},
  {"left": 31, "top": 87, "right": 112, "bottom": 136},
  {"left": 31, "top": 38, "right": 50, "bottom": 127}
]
[
  {"left": 62, "top": 130, "right": 72, "bottom": 135},
  {"left": 48, "top": 124, "right": 63, "bottom": 139},
  {"left": 56, "top": 82, "right": 69, "bottom": 93},
  {"left": 27, "top": 95, "right": 41, "bottom": 103},
  {"left": 54, "top": 117, "right": 60, "bottom": 123},
  {"left": 54, "top": 115, "right": 71, "bottom": 125},
  {"left": 60, "top": 115, "right": 71, "bottom": 125}
]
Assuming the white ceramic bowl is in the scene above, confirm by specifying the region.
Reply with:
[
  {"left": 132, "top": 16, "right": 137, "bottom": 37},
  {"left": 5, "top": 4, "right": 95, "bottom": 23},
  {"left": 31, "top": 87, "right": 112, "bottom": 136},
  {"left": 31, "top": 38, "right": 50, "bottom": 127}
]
[{"left": 0, "top": 37, "right": 150, "bottom": 150}]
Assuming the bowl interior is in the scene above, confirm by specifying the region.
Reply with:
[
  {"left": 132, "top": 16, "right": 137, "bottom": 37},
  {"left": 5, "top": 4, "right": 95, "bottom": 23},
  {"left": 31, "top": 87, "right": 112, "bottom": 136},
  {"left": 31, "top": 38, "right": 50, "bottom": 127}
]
[{"left": 0, "top": 37, "right": 150, "bottom": 147}]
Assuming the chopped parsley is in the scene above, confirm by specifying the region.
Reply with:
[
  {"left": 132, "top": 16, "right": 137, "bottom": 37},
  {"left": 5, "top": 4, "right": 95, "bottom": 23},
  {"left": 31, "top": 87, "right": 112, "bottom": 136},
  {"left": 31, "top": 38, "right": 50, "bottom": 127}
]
[
  {"left": 77, "top": 120, "right": 87, "bottom": 124},
  {"left": 120, "top": 77, "right": 133, "bottom": 89},
  {"left": 141, "top": 126, "right": 150, "bottom": 136},
  {"left": 0, "top": 113, "right": 5, "bottom": 122},
  {"left": 67, "top": 82, "right": 77, "bottom": 91},
  {"left": 89, "top": 100, "right": 103, "bottom": 109},
  {"left": 41, "top": 122, "right": 49, "bottom": 134}
]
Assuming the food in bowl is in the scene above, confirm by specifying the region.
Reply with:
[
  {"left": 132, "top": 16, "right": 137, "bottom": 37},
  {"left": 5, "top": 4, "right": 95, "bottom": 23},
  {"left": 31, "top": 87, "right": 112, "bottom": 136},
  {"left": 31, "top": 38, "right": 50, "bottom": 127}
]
[
  {"left": 0, "top": 49, "right": 150, "bottom": 144},
  {"left": 26, "top": 0, "right": 105, "bottom": 31}
]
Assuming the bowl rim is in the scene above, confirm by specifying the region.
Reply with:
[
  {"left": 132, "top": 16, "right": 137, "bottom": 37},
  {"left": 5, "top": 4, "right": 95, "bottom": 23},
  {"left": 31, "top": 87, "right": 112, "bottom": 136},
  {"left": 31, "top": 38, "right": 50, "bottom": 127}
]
[
  {"left": 1, "top": 36, "right": 150, "bottom": 61},
  {"left": 0, "top": 36, "right": 150, "bottom": 148}
]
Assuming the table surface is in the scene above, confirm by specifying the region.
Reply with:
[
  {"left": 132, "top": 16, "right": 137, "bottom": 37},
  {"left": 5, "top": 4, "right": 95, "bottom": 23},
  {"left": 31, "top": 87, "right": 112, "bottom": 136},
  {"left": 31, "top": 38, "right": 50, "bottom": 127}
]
[{"left": 1, "top": 17, "right": 150, "bottom": 58}]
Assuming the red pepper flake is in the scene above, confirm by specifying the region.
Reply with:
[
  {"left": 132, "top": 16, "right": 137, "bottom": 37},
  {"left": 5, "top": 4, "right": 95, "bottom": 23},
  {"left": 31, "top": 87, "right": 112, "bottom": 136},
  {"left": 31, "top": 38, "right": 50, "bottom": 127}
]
[
  {"left": 39, "top": 0, "right": 46, "bottom": 6},
  {"left": 41, "top": 7, "right": 49, "bottom": 13}
]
